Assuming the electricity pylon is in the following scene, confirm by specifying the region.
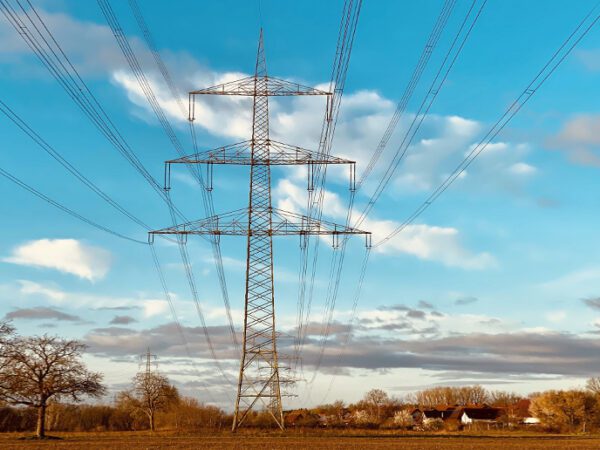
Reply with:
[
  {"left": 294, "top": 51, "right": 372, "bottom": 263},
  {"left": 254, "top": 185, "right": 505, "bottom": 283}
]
[
  {"left": 139, "top": 347, "right": 157, "bottom": 377},
  {"left": 150, "top": 30, "right": 370, "bottom": 430}
]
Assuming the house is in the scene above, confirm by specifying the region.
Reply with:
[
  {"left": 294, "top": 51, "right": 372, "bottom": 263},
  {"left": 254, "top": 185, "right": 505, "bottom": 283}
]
[
  {"left": 423, "top": 405, "right": 457, "bottom": 420},
  {"left": 459, "top": 407, "right": 503, "bottom": 428}
]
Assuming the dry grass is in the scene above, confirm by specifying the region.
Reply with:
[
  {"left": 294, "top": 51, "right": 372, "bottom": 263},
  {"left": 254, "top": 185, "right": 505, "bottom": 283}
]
[{"left": 2, "top": 431, "right": 600, "bottom": 449}]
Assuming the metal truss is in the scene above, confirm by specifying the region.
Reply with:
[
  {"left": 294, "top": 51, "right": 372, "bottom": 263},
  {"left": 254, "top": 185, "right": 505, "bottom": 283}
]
[
  {"left": 149, "top": 207, "right": 371, "bottom": 247},
  {"left": 163, "top": 140, "right": 356, "bottom": 192},
  {"left": 151, "top": 30, "right": 369, "bottom": 431},
  {"left": 189, "top": 76, "right": 330, "bottom": 97}
]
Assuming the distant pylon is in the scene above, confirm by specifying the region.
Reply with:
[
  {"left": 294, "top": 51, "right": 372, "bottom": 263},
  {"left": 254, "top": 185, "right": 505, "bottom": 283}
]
[
  {"left": 140, "top": 347, "right": 157, "bottom": 377},
  {"left": 150, "top": 29, "right": 370, "bottom": 430}
]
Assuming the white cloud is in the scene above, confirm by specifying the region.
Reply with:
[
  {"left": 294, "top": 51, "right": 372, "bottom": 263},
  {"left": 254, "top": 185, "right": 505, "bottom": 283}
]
[
  {"left": 143, "top": 300, "right": 168, "bottom": 318},
  {"left": 17, "top": 279, "right": 66, "bottom": 301},
  {"left": 274, "top": 178, "right": 496, "bottom": 270},
  {"left": 3, "top": 239, "right": 111, "bottom": 281},
  {"left": 509, "top": 162, "right": 537, "bottom": 175},
  {"left": 367, "top": 220, "right": 496, "bottom": 270}
]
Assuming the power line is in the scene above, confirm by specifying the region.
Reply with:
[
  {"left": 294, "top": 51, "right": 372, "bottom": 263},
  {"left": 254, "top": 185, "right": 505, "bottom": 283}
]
[
  {"left": 0, "top": 0, "right": 186, "bottom": 219},
  {"left": 321, "top": 247, "right": 370, "bottom": 403},
  {"left": 375, "top": 1, "right": 600, "bottom": 248},
  {"left": 149, "top": 244, "right": 220, "bottom": 404},
  {"left": 352, "top": 0, "right": 486, "bottom": 231},
  {"left": 0, "top": 0, "right": 230, "bottom": 396},
  {"left": 294, "top": 0, "right": 362, "bottom": 377},
  {"left": 99, "top": 0, "right": 239, "bottom": 352},
  {"left": 357, "top": 0, "right": 457, "bottom": 188},
  {"left": 304, "top": 0, "right": 473, "bottom": 390},
  {"left": 164, "top": 191, "right": 235, "bottom": 389},
  {"left": 0, "top": 163, "right": 145, "bottom": 244},
  {"left": 0, "top": 98, "right": 151, "bottom": 231}
]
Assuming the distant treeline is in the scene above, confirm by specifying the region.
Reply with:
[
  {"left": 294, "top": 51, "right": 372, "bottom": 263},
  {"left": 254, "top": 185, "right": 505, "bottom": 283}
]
[
  {"left": 0, "top": 400, "right": 227, "bottom": 433},
  {"left": 4, "top": 383, "right": 600, "bottom": 434}
]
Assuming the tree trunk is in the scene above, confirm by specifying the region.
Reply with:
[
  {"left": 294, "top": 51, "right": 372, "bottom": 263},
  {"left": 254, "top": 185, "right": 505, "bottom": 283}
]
[
  {"left": 36, "top": 402, "right": 46, "bottom": 439},
  {"left": 150, "top": 411, "right": 155, "bottom": 431}
]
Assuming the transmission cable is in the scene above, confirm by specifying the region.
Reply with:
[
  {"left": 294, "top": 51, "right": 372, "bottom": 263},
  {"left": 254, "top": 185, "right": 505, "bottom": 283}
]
[
  {"left": 0, "top": 163, "right": 145, "bottom": 244},
  {"left": 98, "top": 0, "right": 239, "bottom": 352},
  {"left": 149, "top": 244, "right": 221, "bottom": 404},
  {"left": 352, "top": 0, "right": 486, "bottom": 231},
  {"left": 0, "top": 0, "right": 187, "bottom": 220},
  {"left": 125, "top": 0, "right": 238, "bottom": 355},
  {"left": 0, "top": 99, "right": 153, "bottom": 231},
  {"left": 375, "top": 0, "right": 600, "bottom": 248},
  {"left": 293, "top": 0, "right": 362, "bottom": 376},
  {"left": 303, "top": 0, "right": 477, "bottom": 389}
]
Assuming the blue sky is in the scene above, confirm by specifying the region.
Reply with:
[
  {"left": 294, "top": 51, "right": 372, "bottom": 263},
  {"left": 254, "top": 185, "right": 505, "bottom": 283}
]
[{"left": 2, "top": 0, "right": 600, "bottom": 409}]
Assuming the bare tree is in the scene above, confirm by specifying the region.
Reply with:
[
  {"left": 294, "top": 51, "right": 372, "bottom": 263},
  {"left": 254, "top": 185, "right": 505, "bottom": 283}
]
[
  {"left": 0, "top": 335, "right": 105, "bottom": 438},
  {"left": 586, "top": 377, "right": 600, "bottom": 395},
  {"left": 0, "top": 321, "right": 15, "bottom": 367},
  {"left": 120, "top": 372, "right": 178, "bottom": 431},
  {"left": 411, "top": 385, "right": 490, "bottom": 407},
  {"left": 362, "top": 389, "right": 390, "bottom": 423}
]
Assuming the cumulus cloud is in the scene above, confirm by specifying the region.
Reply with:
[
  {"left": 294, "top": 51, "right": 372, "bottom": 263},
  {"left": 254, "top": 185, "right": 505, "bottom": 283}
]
[
  {"left": 274, "top": 178, "right": 496, "bottom": 270},
  {"left": 547, "top": 115, "right": 600, "bottom": 167},
  {"left": 17, "top": 279, "right": 66, "bottom": 301},
  {"left": 15, "top": 279, "right": 168, "bottom": 312},
  {"left": 143, "top": 300, "right": 169, "bottom": 318},
  {"left": 3, "top": 239, "right": 111, "bottom": 281},
  {"left": 4, "top": 306, "right": 83, "bottom": 322}
]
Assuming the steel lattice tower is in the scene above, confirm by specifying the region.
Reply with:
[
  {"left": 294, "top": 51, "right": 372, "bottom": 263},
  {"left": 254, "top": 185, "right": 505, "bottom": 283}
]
[{"left": 151, "top": 30, "right": 370, "bottom": 430}]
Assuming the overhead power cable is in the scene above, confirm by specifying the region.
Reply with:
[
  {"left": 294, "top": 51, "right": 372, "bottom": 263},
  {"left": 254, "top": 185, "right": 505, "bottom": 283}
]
[
  {"left": 294, "top": 0, "right": 362, "bottom": 376},
  {"left": 357, "top": 0, "right": 457, "bottom": 188},
  {"left": 165, "top": 191, "right": 235, "bottom": 390},
  {"left": 374, "top": 0, "right": 600, "bottom": 248},
  {"left": 98, "top": 0, "right": 239, "bottom": 352},
  {"left": 306, "top": 0, "right": 484, "bottom": 391},
  {"left": 0, "top": 163, "right": 145, "bottom": 244},
  {"left": 320, "top": 247, "right": 370, "bottom": 403},
  {"left": 0, "top": 99, "right": 152, "bottom": 231},
  {"left": 305, "top": 0, "right": 471, "bottom": 388},
  {"left": 0, "top": 0, "right": 186, "bottom": 220},
  {"left": 352, "top": 0, "right": 486, "bottom": 231},
  {"left": 149, "top": 244, "right": 219, "bottom": 403}
]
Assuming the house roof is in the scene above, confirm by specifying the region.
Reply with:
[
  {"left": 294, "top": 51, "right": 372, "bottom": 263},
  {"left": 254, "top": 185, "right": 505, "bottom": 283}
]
[{"left": 462, "top": 407, "right": 503, "bottom": 420}]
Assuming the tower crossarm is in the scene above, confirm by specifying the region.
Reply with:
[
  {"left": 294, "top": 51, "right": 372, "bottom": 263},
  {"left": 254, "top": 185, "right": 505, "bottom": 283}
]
[
  {"left": 189, "top": 75, "right": 330, "bottom": 97},
  {"left": 188, "top": 76, "right": 332, "bottom": 122},
  {"left": 149, "top": 207, "right": 371, "bottom": 246},
  {"left": 164, "top": 140, "right": 356, "bottom": 192},
  {"left": 166, "top": 140, "right": 352, "bottom": 166}
]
